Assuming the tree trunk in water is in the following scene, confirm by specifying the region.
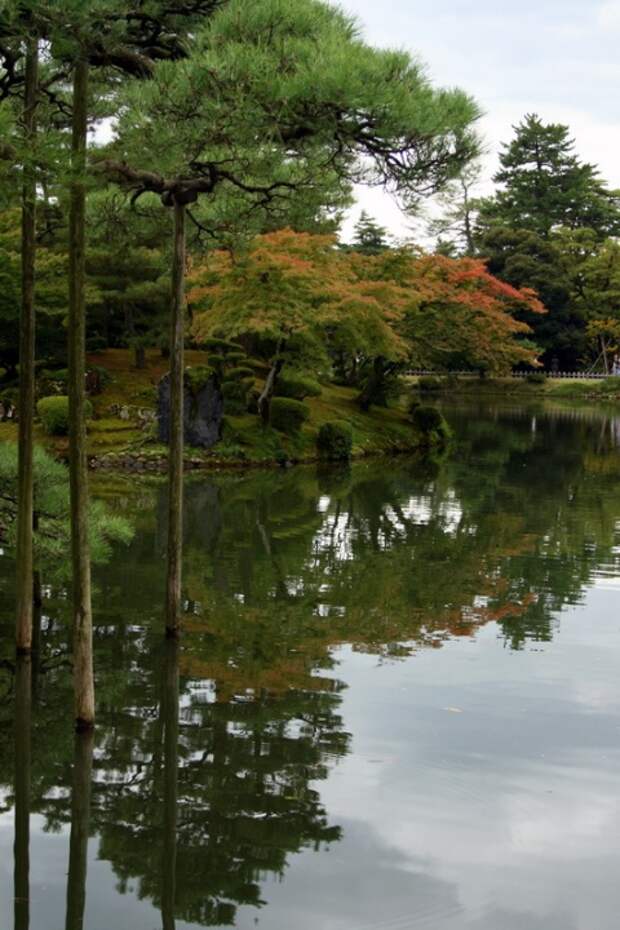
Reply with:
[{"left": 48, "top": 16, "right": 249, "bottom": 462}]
[
  {"left": 16, "top": 40, "right": 38, "bottom": 655},
  {"left": 68, "top": 60, "right": 94, "bottom": 730},
  {"left": 166, "top": 202, "right": 186, "bottom": 636},
  {"left": 14, "top": 655, "right": 32, "bottom": 930},
  {"left": 64, "top": 729, "right": 94, "bottom": 930},
  {"left": 258, "top": 354, "right": 284, "bottom": 424},
  {"left": 161, "top": 639, "right": 179, "bottom": 930}
]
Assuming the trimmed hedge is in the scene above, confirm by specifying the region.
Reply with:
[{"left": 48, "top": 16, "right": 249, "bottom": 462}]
[
  {"left": 37, "top": 395, "right": 93, "bottom": 436},
  {"left": 270, "top": 397, "right": 309, "bottom": 434},
  {"left": 202, "top": 337, "right": 244, "bottom": 355},
  {"left": 222, "top": 377, "right": 254, "bottom": 415},
  {"left": 224, "top": 365, "right": 255, "bottom": 382},
  {"left": 316, "top": 421, "right": 352, "bottom": 460},
  {"left": 225, "top": 350, "right": 247, "bottom": 365},
  {"left": 274, "top": 373, "right": 321, "bottom": 400},
  {"left": 411, "top": 406, "right": 447, "bottom": 435}
]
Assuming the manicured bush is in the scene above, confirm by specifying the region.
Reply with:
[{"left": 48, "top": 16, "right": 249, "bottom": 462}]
[
  {"left": 224, "top": 350, "right": 247, "bottom": 365},
  {"left": 411, "top": 404, "right": 450, "bottom": 442},
  {"left": 275, "top": 373, "right": 322, "bottom": 400},
  {"left": 316, "top": 421, "right": 353, "bottom": 460},
  {"left": 202, "top": 337, "right": 244, "bottom": 355},
  {"left": 269, "top": 397, "right": 310, "bottom": 434},
  {"left": 223, "top": 365, "right": 255, "bottom": 382},
  {"left": 526, "top": 371, "right": 547, "bottom": 385},
  {"left": 206, "top": 354, "right": 225, "bottom": 376},
  {"left": 222, "top": 377, "right": 254, "bottom": 415},
  {"left": 246, "top": 387, "right": 261, "bottom": 414},
  {"left": 37, "top": 395, "right": 93, "bottom": 436}
]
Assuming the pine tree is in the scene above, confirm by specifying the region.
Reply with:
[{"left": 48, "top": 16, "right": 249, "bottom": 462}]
[
  {"left": 479, "top": 114, "right": 620, "bottom": 239},
  {"left": 351, "top": 211, "right": 389, "bottom": 254},
  {"left": 102, "top": 0, "right": 480, "bottom": 632}
]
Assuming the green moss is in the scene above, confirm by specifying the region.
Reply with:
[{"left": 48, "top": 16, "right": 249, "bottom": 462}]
[{"left": 184, "top": 365, "right": 216, "bottom": 396}]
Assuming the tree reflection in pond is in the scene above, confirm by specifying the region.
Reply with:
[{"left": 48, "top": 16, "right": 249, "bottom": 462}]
[{"left": 0, "top": 402, "right": 620, "bottom": 927}]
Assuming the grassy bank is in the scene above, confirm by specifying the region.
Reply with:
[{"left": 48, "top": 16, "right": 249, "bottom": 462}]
[
  {"left": 2, "top": 349, "right": 439, "bottom": 470},
  {"left": 410, "top": 374, "right": 620, "bottom": 402}
]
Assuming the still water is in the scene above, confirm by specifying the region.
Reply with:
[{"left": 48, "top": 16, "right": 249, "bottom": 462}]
[{"left": 1, "top": 401, "right": 620, "bottom": 930}]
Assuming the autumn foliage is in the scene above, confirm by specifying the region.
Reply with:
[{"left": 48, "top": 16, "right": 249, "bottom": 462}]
[{"left": 188, "top": 229, "right": 545, "bottom": 391}]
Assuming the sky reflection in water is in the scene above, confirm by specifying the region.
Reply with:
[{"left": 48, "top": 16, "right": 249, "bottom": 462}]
[{"left": 1, "top": 400, "right": 620, "bottom": 930}]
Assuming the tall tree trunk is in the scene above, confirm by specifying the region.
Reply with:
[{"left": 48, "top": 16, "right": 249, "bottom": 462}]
[
  {"left": 166, "top": 202, "right": 186, "bottom": 636},
  {"left": 161, "top": 639, "right": 179, "bottom": 930},
  {"left": 14, "top": 655, "right": 32, "bottom": 930},
  {"left": 16, "top": 40, "right": 38, "bottom": 655},
  {"left": 258, "top": 339, "right": 284, "bottom": 424},
  {"left": 64, "top": 729, "right": 94, "bottom": 930},
  {"left": 68, "top": 60, "right": 94, "bottom": 729}
]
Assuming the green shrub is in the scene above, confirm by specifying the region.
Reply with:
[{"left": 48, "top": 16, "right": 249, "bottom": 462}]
[
  {"left": 222, "top": 377, "right": 254, "bottom": 415},
  {"left": 37, "top": 395, "right": 93, "bottom": 436},
  {"left": 206, "top": 354, "right": 225, "bottom": 376},
  {"left": 407, "top": 396, "right": 421, "bottom": 417},
  {"left": 246, "top": 387, "right": 261, "bottom": 414},
  {"left": 418, "top": 376, "right": 443, "bottom": 393},
  {"left": 526, "top": 371, "right": 547, "bottom": 385},
  {"left": 270, "top": 397, "right": 310, "bottom": 434},
  {"left": 316, "top": 421, "right": 353, "bottom": 460},
  {"left": 202, "top": 337, "right": 244, "bottom": 355},
  {"left": 411, "top": 404, "right": 445, "bottom": 434},
  {"left": 225, "top": 350, "right": 247, "bottom": 365},
  {"left": 275, "top": 373, "right": 322, "bottom": 400},
  {"left": 224, "top": 365, "right": 255, "bottom": 382}
]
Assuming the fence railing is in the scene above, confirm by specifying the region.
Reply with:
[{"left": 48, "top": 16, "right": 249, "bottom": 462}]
[{"left": 406, "top": 370, "right": 615, "bottom": 380}]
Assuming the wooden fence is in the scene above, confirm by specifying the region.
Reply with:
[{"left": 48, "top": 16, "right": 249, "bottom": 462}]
[{"left": 407, "top": 370, "right": 616, "bottom": 380}]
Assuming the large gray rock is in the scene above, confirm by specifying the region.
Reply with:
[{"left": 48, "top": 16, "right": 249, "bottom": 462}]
[{"left": 157, "top": 369, "right": 224, "bottom": 449}]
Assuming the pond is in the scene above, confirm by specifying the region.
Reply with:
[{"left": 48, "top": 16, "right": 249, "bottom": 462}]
[{"left": 1, "top": 400, "right": 620, "bottom": 930}]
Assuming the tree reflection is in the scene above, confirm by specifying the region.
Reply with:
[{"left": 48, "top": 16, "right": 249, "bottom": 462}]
[
  {"left": 14, "top": 656, "right": 31, "bottom": 930},
  {"left": 65, "top": 729, "right": 94, "bottom": 930},
  {"left": 1, "top": 403, "right": 620, "bottom": 926}
]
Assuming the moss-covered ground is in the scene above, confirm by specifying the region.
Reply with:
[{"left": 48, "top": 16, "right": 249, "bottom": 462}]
[{"left": 2, "top": 349, "right": 433, "bottom": 468}]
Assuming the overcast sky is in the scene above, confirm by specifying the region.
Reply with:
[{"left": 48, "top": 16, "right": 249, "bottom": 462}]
[{"left": 339, "top": 0, "right": 620, "bottom": 241}]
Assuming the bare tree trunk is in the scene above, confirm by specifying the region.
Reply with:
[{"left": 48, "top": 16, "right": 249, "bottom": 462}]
[
  {"left": 14, "top": 655, "right": 32, "bottom": 930},
  {"left": 166, "top": 201, "right": 186, "bottom": 636},
  {"left": 161, "top": 639, "right": 179, "bottom": 930},
  {"left": 16, "top": 40, "right": 38, "bottom": 655},
  {"left": 64, "top": 729, "right": 94, "bottom": 930},
  {"left": 68, "top": 60, "right": 94, "bottom": 730}
]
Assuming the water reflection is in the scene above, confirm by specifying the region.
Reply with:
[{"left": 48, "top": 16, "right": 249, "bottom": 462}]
[
  {"left": 1, "top": 401, "right": 620, "bottom": 928},
  {"left": 65, "top": 730, "right": 94, "bottom": 930},
  {"left": 14, "top": 656, "right": 31, "bottom": 930}
]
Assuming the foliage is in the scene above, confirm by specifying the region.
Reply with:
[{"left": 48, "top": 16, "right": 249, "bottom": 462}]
[
  {"left": 274, "top": 374, "right": 322, "bottom": 400},
  {"left": 184, "top": 365, "right": 216, "bottom": 395},
  {"left": 223, "top": 366, "right": 255, "bottom": 382},
  {"left": 0, "top": 443, "right": 132, "bottom": 570},
  {"left": 316, "top": 421, "right": 353, "bottom": 460},
  {"left": 269, "top": 397, "right": 310, "bottom": 434},
  {"left": 37, "top": 395, "right": 93, "bottom": 436},
  {"left": 350, "top": 211, "right": 390, "bottom": 254},
  {"left": 410, "top": 405, "right": 450, "bottom": 443},
  {"left": 477, "top": 114, "right": 620, "bottom": 239}
]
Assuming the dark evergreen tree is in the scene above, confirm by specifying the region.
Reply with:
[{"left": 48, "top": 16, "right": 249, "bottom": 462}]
[
  {"left": 478, "top": 114, "right": 620, "bottom": 239},
  {"left": 351, "top": 210, "right": 390, "bottom": 254}
]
